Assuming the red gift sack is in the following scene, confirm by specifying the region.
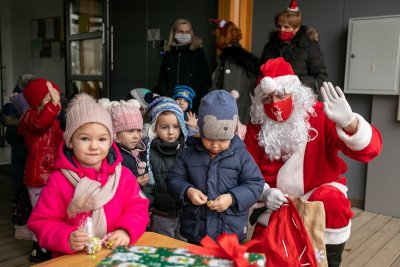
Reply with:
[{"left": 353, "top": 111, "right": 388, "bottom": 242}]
[{"left": 245, "top": 199, "right": 317, "bottom": 267}]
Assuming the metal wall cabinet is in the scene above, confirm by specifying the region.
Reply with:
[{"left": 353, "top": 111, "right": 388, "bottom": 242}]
[{"left": 344, "top": 15, "right": 400, "bottom": 95}]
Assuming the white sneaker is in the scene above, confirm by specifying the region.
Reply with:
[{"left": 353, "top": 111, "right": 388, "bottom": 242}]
[{"left": 14, "top": 224, "right": 32, "bottom": 240}]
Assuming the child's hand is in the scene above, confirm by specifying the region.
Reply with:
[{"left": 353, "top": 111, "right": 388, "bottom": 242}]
[
  {"left": 187, "top": 187, "right": 207, "bottom": 205},
  {"left": 47, "top": 81, "right": 60, "bottom": 106},
  {"left": 105, "top": 229, "right": 130, "bottom": 249},
  {"left": 137, "top": 173, "right": 149, "bottom": 186},
  {"left": 185, "top": 111, "right": 198, "bottom": 130},
  {"left": 207, "top": 193, "right": 232, "bottom": 212},
  {"left": 69, "top": 230, "right": 90, "bottom": 252}
]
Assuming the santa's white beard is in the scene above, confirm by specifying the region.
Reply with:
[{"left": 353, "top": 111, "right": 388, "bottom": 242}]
[
  {"left": 250, "top": 81, "right": 318, "bottom": 161},
  {"left": 258, "top": 112, "right": 311, "bottom": 161}
]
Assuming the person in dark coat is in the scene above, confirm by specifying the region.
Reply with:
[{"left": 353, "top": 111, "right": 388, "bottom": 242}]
[
  {"left": 210, "top": 19, "right": 261, "bottom": 125},
  {"left": 156, "top": 18, "right": 211, "bottom": 113},
  {"left": 145, "top": 96, "right": 188, "bottom": 240},
  {"left": 260, "top": 0, "right": 328, "bottom": 95},
  {"left": 167, "top": 90, "right": 264, "bottom": 244}
]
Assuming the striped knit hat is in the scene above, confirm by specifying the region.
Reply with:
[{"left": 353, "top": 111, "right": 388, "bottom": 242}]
[
  {"left": 172, "top": 85, "right": 196, "bottom": 109},
  {"left": 147, "top": 96, "right": 188, "bottom": 140}
]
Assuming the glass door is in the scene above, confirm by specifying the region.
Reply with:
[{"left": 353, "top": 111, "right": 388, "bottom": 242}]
[{"left": 65, "top": 0, "right": 108, "bottom": 99}]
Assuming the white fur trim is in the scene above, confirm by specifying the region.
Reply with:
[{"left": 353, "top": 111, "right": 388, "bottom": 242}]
[
  {"left": 260, "top": 77, "right": 277, "bottom": 95},
  {"left": 324, "top": 181, "right": 348, "bottom": 197},
  {"left": 325, "top": 221, "right": 351, "bottom": 244},
  {"left": 336, "top": 113, "right": 373, "bottom": 151},
  {"left": 257, "top": 209, "right": 273, "bottom": 226},
  {"left": 260, "top": 183, "right": 271, "bottom": 202},
  {"left": 251, "top": 202, "right": 265, "bottom": 209},
  {"left": 259, "top": 75, "right": 301, "bottom": 95},
  {"left": 273, "top": 75, "right": 300, "bottom": 87},
  {"left": 276, "top": 145, "right": 305, "bottom": 197}
]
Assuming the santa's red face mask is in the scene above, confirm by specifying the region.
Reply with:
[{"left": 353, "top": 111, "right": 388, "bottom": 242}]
[
  {"left": 264, "top": 96, "right": 293, "bottom": 122},
  {"left": 278, "top": 30, "right": 295, "bottom": 42}
]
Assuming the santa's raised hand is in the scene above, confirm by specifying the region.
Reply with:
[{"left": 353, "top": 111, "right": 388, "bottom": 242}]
[
  {"left": 321, "top": 82, "right": 355, "bottom": 128},
  {"left": 262, "top": 188, "right": 288, "bottom": 211}
]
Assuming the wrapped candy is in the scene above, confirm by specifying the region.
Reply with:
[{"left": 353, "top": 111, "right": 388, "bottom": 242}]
[
  {"left": 86, "top": 237, "right": 102, "bottom": 255},
  {"left": 79, "top": 217, "right": 103, "bottom": 255}
]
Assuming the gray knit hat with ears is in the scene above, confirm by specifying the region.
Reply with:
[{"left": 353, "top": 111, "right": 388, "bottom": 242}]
[
  {"left": 197, "top": 90, "right": 238, "bottom": 140},
  {"left": 64, "top": 93, "right": 113, "bottom": 146}
]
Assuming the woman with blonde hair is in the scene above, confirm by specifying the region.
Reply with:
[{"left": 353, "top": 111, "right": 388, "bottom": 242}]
[{"left": 157, "top": 18, "right": 211, "bottom": 113}]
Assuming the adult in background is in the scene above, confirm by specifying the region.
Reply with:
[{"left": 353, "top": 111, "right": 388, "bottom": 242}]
[
  {"left": 260, "top": 0, "right": 327, "bottom": 94},
  {"left": 245, "top": 58, "right": 382, "bottom": 267},
  {"left": 156, "top": 18, "right": 211, "bottom": 113},
  {"left": 210, "top": 19, "right": 260, "bottom": 125}
]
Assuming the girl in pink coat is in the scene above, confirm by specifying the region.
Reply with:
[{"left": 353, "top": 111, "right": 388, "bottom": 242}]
[{"left": 28, "top": 94, "right": 149, "bottom": 258}]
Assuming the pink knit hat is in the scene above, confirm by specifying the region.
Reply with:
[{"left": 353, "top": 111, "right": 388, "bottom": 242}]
[
  {"left": 108, "top": 100, "right": 143, "bottom": 133},
  {"left": 23, "top": 78, "right": 60, "bottom": 108},
  {"left": 64, "top": 93, "right": 113, "bottom": 146}
]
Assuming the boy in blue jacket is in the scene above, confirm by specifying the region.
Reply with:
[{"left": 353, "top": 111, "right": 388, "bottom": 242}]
[{"left": 167, "top": 90, "right": 264, "bottom": 244}]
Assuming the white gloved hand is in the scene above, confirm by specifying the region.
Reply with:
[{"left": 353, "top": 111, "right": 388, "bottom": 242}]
[
  {"left": 262, "top": 188, "right": 288, "bottom": 211},
  {"left": 321, "top": 82, "right": 355, "bottom": 128}
]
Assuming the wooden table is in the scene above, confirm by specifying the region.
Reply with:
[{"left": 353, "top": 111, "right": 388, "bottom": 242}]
[{"left": 33, "top": 232, "right": 189, "bottom": 267}]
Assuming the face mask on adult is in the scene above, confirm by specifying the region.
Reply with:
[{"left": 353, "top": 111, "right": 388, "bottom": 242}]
[
  {"left": 278, "top": 30, "right": 295, "bottom": 42},
  {"left": 175, "top": 33, "right": 192, "bottom": 44},
  {"left": 264, "top": 96, "right": 293, "bottom": 122}
]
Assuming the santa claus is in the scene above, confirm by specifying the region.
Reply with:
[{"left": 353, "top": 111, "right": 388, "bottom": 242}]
[{"left": 244, "top": 57, "right": 382, "bottom": 267}]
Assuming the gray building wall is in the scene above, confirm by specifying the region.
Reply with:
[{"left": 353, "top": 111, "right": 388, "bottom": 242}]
[{"left": 252, "top": 0, "right": 400, "bottom": 215}]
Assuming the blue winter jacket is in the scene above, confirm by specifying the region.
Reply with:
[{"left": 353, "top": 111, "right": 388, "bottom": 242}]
[{"left": 167, "top": 135, "right": 264, "bottom": 243}]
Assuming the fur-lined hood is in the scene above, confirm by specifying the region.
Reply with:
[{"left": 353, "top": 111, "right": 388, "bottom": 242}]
[{"left": 168, "top": 35, "right": 203, "bottom": 51}]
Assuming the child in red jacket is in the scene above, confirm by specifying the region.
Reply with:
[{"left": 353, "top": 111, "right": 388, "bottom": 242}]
[
  {"left": 28, "top": 94, "right": 149, "bottom": 259},
  {"left": 18, "top": 78, "right": 64, "bottom": 263}
]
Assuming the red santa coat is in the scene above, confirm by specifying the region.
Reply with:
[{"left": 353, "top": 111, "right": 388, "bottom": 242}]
[{"left": 244, "top": 102, "right": 382, "bottom": 244}]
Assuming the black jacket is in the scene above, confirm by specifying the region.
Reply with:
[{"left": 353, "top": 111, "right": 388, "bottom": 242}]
[
  {"left": 261, "top": 25, "right": 328, "bottom": 93},
  {"left": 157, "top": 36, "right": 211, "bottom": 113},
  {"left": 149, "top": 136, "right": 185, "bottom": 217},
  {"left": 211, "top": 44, "right": 261, "bottom": 124}
]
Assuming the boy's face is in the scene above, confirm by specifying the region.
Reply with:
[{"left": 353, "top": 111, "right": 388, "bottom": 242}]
[
  {"left": 156, "top": 113, "right": 181, "bottom": 142},
  {"left": 175, "top": 98, "right": 189, "bottom": 112},
  {"left": 116, "top": 129, "right": 142, "bottom": 150},
  {"left": 69, "top": 123, "right": 111, "bottom": 170},
  {"left": 202, "top": 138, "right": 231, "bottom": 157}
]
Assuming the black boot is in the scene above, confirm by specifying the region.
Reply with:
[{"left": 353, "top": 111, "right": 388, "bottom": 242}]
[
  {"left": 326, "top": 243, "right": 345, "bottom": 267},
  {"left": 29, "top": 241, "right": 52, "bottom": 263}
]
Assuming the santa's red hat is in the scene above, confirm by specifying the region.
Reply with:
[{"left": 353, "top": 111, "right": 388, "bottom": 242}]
[
  {"left": 257, "top": 57, "right": 301, "bottom": 95},
  {"left": 288, "top": 0, "right": 299, "bottom": 12},
  {"left": 208, "top": 18, "right": 227, "bottom": 28}
]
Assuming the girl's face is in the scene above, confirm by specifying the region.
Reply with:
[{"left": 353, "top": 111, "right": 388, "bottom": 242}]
[
  {"left": 175, "top": 98, "right": 189, "bottom": 112},
  {"left": 156, "top": 113, "right": 181, "bottom": 143},
  {"left": 116, "top": 129, "right": 142, "bottom": 150},
  {"left": 201, "top": 138, "right": 231, "bottom": 157},
  {"left": 69, "top": 123, "right": 111, "bottom": 170}
]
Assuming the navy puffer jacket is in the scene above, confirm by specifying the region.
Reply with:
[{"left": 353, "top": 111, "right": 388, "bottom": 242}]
[{"left": 167, "top": 136, "right": 264, "bottom": 243}]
